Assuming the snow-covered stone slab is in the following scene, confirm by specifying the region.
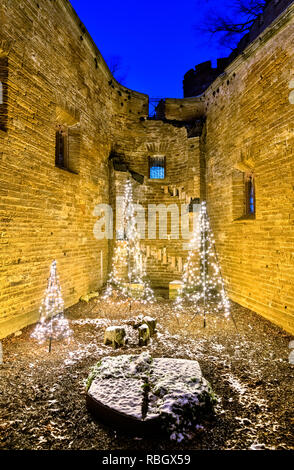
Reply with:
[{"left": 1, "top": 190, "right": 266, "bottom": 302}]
[
  {"left": 86, "top": 353, "right": 216, "bottom": 440},
  {"left": 89, "top": 377, "right": 146, "bottom": 420}
]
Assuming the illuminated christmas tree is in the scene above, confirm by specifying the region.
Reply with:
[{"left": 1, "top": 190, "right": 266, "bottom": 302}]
[
  {"left": 176, "top": 202, "right": 230, "bottom": 326},
  {"left": 103, "top": 177, "right": 154, "bottom": 304},
  {"left": 31, "top": 260, "right": 72, "bottom": 351}
]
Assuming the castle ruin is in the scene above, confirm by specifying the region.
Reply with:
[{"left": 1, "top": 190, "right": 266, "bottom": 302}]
[{"left": 0, "top": 0, "right": 294, "bottom": 338}]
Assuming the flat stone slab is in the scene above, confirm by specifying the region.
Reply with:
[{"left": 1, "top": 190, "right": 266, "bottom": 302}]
[{"left": 86, "top": 353, "right": 215, "bottom": 440}]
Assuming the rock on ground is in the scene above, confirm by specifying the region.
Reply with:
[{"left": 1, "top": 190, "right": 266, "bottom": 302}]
[
  {"left": 87, "top": 352, "right": 215, "bottom": 441},
  {"left": 103, "top": 326, "right": 126, "bottom": 349}
]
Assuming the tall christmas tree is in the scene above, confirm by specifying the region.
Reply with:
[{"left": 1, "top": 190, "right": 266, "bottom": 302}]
[
  {"left": 31, "top": 260, "right": 72, "bottom": 351},
  {"left": 176, "top": 202, "right": 230, "bottom": 326},
  {"left": 103, "top": 177, "right": 154, "bottom": 304}
]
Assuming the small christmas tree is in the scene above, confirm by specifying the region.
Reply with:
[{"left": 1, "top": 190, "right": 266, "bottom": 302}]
[
  {"left": 31, "top": 260, "right": 72, "bottom": 351},
  {"left": 176, "top": 202, "right": 230, "bottom": 326},
  {"left": 103, "top": 177, "right": 154, "bottom": 305}
]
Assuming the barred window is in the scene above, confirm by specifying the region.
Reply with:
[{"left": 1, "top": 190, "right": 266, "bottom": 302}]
[{"left": 149, "top": 156, "right": 166, "bottom": 179}]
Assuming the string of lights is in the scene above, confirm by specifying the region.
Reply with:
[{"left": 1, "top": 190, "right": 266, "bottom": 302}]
[
  {"left": 176, "top": 202, "right": 231, "bottom": 325},
  {"left": 31, "top": 260, "right": 72, "bottom": 352},
  {"left": 103, "top": 177, "right": 154, "bottom": 305}
]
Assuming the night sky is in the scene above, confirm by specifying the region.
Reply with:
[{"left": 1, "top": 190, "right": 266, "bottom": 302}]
[{"left": 69, "top": 0, "right": 242, "bottom": 98}]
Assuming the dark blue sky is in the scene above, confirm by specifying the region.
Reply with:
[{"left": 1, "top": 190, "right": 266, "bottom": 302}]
[{"left": 70, "top": 0, "right": 238, "bottom": 98}]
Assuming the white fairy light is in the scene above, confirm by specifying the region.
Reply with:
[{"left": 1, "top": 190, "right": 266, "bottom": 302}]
[
  {"left": 103, "top": 178, "right": 154, "bottom": 305},
  {"left": 31, "top": 260, "right": 72, "bottom": 352},
  {"left": 176, "top": 202, "right": 231, "bottom": 325}
]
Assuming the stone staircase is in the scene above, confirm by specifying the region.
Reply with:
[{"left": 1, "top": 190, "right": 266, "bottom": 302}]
[
  {"left": 141, "top": 244, "right": 184, "bottom": 275},
  {"left": 112, "top": 182, "right": 199, "bottom": 286},
  {"left": 140, "top": 183, "right": 199, "bottom": 278},
  {"left": 160, "top": 184, "right": 194, "bottom": 204}
]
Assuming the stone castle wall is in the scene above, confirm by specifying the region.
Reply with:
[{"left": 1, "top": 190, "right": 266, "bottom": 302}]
[
  {"left": 110, "top": 120, "right": 201, "bottom": 288},
  {"left": 0, "top": 0, "right": 294, "bottom": 337},
  {"left": 0, "top": 0, "right": 200, "bottom": 337},
  {"left": 183, "top": 0, "right": 294, "bottom": 97},
  {"left": 0, "top": 0, "right": 150, "bottom": 338},
  {"left": 202, "top": 3, "right": 294, "bottom": 334}
]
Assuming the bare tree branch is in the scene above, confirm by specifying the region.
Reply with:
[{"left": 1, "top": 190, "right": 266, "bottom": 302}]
[
  {"left": 198, "top": 0, "right": 267, "bottom": 48},
  {"left": 107, "top": 55, "right": 128, "bottom": 85}
]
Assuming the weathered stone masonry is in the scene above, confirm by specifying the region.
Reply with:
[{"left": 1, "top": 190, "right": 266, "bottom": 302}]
[
  {"left": 203, "top": 3, "right": 294, "bottom": 335},
  {"left": 0, "top": 0, "right": 148, "bottom": 338},
  {"left": 0, "top": 0, "right": 293, "bottom": 338}
]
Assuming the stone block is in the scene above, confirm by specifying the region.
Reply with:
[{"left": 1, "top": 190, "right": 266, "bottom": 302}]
[
  {"left": 169, "top": 280, "right": 184, "bottom": 299},
  {"left": 142, "top": 316, "right": 157, "bottom": 336},
  {"left": 104, "top": 326, "right": 126, "bottom": 349},
  {"left": 138, "top": 324, "right": 150, "bottom": 346}
]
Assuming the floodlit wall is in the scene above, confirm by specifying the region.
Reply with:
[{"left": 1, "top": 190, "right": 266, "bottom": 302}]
[
  {"left": 203, "top": 3, "right": 294, "bottom": 334},
  {"left": 0, "top": 0, "right": 149, "bottom": 338},
  {"left": 1, "top": 0, "right": 294, "bottom": 338}
]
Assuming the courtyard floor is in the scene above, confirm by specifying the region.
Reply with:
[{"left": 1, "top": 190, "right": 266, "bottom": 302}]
[{"left": 0, "top": 296, "right": 293, "bottom": 450}]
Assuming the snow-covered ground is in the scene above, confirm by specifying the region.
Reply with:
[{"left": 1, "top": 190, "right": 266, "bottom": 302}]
[{"left": 0, "top": 297, "right": 293, "bottom": 450}]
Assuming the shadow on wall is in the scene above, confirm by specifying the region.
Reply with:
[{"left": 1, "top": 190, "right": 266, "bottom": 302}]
[{"left": 0, "top": 56, "right": 8, "bottom": 132}]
